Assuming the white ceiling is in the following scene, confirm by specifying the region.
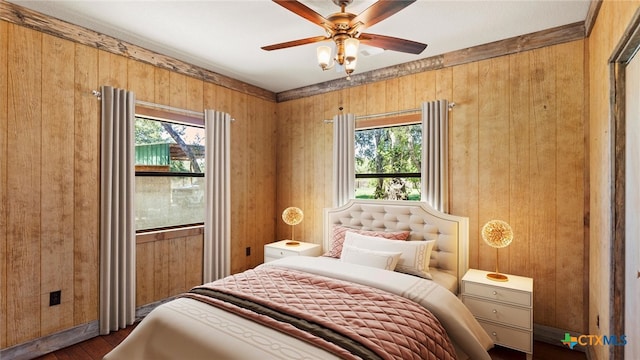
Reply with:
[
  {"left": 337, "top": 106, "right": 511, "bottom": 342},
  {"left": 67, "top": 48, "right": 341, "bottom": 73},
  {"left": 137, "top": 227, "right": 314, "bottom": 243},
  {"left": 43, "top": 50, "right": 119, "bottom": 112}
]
[{"left": 9, "top": 0, "right": 591, "bottom": 93}]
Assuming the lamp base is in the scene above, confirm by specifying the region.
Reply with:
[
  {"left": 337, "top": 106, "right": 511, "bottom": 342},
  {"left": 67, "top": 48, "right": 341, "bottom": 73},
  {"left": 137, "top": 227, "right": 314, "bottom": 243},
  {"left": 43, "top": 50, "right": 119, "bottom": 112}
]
[{"left": 486, "top": 272, "right": 509, "bottom": 282}]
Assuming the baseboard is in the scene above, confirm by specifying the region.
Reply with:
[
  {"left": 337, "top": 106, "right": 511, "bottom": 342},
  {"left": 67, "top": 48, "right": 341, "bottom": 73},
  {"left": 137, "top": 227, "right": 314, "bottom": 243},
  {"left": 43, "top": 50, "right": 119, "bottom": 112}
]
[
  {"left": 0, "top": 298, "right": 173, "bottom": 360},
  {"left": 534, "top": 323, "right": 588, "bottom": 353},
  {"left": 0, "top": 321, "right": 99, "bottom": 360}
]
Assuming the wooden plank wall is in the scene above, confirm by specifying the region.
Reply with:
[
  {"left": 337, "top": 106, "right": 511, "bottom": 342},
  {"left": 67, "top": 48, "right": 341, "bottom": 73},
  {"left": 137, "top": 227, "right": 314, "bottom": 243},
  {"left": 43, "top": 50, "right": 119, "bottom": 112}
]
[
  {"left": 0, "top": 19, "right": 7, "bottom": 351},
  {"left": 586, "top": 1, "right": 640, "bottom": 360},
  {"left": 136, "top": 228, "right": 204, "bottom": 307},
  {"left": 0, "top": 21, "right": 277, "bottom": 348},
  {"left": 275, "top": 40, "right": 587, "bottom": 333}
]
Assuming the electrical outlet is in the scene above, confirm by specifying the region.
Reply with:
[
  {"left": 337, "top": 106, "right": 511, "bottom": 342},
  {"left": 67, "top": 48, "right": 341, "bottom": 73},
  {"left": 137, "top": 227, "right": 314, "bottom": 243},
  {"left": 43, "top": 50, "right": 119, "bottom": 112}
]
[
  {"left": 246, "top": 247, "right": 251, "bottom": 256},
  {"left": 50, "top": 290, "right": 61, "bottom": 306}
]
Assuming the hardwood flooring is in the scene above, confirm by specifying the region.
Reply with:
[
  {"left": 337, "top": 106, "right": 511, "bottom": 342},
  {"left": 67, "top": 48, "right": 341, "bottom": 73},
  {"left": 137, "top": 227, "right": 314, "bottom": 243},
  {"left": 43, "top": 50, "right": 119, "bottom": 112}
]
[
  {"left": 33, "top": 326, "right": 135, "bottom": 360},
  {"left": 489, "top": 343, "right": 587, "bottom": 360},
  {"left": 33, "top": 324, "right": 587, "bottom": 360}
]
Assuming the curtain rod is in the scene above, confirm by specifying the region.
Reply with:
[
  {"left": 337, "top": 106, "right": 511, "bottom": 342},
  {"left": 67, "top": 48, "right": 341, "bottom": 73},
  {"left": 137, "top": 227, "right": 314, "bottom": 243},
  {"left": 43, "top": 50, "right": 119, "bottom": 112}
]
[
  {"left": 358, "top": 107, "right": 420, "bottom": 120},
  {"left": 323, "top": 102, "right": 455, "bottom": 123},
  {"left": 91, "top": 90, "right": 228, "bottom": 120},
  {"left": 136, "top": 99, "right": 204, "bottom": 119}
]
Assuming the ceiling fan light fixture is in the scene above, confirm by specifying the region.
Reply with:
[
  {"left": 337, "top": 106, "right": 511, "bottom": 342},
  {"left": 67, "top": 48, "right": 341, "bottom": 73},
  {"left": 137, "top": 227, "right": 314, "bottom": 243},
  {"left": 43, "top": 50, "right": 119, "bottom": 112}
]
[
  {"left": 317, "top": 45, "right": 333, "bottom": 70},
  {"left": 344, "top": 37, "right": 359, "bottom": 63},
  {"left": 344, "top": 58, "right": 357, "bottom": 80},
  {"left": 345, "top": 58, "right": 357, "bottom": 72},
  {"left": 317, "top": 36, "right": 358, "bottom": 78}
]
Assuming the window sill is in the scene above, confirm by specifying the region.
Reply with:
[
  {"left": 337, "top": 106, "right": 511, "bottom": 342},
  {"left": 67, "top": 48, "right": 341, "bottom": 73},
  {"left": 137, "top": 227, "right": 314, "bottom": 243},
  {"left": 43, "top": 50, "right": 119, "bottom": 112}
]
[{"left": 136, "top": 225, "right": 204, "bottom": 244}]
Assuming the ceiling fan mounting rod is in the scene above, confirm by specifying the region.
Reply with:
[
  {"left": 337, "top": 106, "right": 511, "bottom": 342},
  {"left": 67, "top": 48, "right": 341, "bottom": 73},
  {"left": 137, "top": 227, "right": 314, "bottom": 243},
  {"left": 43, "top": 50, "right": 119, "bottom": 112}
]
[{"left": 332, "top": 0, "right": 353, "bottom": 9}]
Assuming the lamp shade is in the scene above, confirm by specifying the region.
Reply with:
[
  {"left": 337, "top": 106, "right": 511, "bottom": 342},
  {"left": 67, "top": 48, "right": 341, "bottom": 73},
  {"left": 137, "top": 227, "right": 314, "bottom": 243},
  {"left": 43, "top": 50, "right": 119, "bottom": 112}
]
[
  {"left": 481, "top": 220, "right": 513, "bottom": 249},
  {"left": 345, "top": 58, "right": 357, "bottom": 72},
  {"left": 282, "top": 207, "right": 303, "bottom": 226},
  {"left": 316, "top": 46, "right": 332, "bottom": 69},
  {"left": 344, "top": 37, "right": 359, "bottom": 63}
]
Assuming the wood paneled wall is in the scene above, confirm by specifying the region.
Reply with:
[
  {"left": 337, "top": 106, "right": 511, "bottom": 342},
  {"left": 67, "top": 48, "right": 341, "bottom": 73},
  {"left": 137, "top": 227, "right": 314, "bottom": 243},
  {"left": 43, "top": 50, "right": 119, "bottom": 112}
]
[
  {"left": 136, "top": 228, "right": 204, "bottom": 307},
  {"left": 275, "top": 40, "right": 587, "bottom": 333},
  {"left": 587, "top": 1, "right": 640, "bottom": 360},
  {"left": 0, "top": 19, "right": 7, "bottom": 352},
  {"left": 0, "top": 21, "right": 277, "bottom": 348}
]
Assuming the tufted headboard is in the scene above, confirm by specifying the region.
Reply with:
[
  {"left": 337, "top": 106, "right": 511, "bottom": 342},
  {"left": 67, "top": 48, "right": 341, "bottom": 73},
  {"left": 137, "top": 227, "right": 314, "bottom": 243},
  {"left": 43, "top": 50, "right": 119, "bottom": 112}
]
[{"left": 324, "top": 199, "right": 469, "bottom": 290}]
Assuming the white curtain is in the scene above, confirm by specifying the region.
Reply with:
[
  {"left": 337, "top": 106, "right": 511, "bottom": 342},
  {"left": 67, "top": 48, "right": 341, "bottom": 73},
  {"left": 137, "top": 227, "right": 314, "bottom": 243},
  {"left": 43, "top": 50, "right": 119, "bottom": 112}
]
[
  {"left": 99, "top": 85, "right": 136, "bottom": 334},
  {"left": 421, "top": 100, "right": 450, "bottom": 213},
  {"left": 333, "top": 113, "right": 355, "bottom": 207},
  {"left": 203, "top": 110, "right": 231, "bottom": 283}
]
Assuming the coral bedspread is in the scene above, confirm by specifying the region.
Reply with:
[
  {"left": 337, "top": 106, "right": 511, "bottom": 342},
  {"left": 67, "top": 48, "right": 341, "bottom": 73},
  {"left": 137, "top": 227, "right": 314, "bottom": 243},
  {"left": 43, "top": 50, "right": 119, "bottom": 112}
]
[{"left": 183, "top": 266, "right": 456, "bottom": 360}]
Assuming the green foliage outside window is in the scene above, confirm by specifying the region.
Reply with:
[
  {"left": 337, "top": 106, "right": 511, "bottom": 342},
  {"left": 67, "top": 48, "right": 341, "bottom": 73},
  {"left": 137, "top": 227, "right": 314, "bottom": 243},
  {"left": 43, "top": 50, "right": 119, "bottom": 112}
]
[
  {"left": 134, "top": 116, "right": 205, "bottom": 231},
  {"left": 135, "top": 118, "right": 204, "bottom": 173},
  {"left": 355, "top": 124, "right": 421, "bottom": 200}
]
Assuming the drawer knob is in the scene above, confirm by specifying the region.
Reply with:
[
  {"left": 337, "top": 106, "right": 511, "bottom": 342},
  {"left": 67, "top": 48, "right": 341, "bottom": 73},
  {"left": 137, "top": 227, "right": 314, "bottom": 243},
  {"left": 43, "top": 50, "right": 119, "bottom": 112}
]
[
  {"left": 492, "top": 331, "right": 497, "bottom": 337},
  {"left": 492, "top": 309, "right": 498, "bottom": 314},
  {"left": 492, "top": 291, "right": 498, "bottom": 295}
]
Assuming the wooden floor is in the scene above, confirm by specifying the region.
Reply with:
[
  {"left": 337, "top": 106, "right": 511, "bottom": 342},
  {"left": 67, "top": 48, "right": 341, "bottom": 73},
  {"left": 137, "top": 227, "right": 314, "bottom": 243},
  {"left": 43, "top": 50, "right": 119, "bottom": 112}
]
[
  {"left": 33, "top": 326, "right": 136, "bottom": 360},
  {"left": 33, "top": 324, "right": 587, "bottom": 360},
  {"left": 489, "top": 342, "right": 587, "bottom": 360}
]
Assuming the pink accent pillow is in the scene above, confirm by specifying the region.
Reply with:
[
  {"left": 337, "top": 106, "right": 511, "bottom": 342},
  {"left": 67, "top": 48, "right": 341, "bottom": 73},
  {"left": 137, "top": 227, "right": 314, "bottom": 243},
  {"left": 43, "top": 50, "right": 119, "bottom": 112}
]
[{"left": 323, "top": 225, "right": 410, "bottom": 258}]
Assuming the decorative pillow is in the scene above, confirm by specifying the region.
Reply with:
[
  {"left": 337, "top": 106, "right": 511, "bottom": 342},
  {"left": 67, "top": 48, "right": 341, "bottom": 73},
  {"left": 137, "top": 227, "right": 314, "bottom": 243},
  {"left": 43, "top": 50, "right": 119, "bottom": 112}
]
[
  {"left": 323, "top": 225, "right": 411, "bottom": 258},
  {"left": 340, "top": 244, "right": 402, "bottom": 271},
  {"left": 343, "top": 231, "right": 436, "bottom": 279}
]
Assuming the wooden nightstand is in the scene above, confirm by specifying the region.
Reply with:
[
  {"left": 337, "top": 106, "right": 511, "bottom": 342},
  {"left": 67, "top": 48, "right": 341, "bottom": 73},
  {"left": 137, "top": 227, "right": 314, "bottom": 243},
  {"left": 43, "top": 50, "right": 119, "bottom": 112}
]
[
  {"left": 461, "top": 269, "right": 533, "bottom": 359},
  {"left": 264, "top": 240, "right": 322, "bottom": 263}
]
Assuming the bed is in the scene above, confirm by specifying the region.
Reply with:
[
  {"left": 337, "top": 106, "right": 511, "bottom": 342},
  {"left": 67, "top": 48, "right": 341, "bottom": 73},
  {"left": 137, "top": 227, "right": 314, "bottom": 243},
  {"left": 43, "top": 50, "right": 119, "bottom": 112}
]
[{"left": 104, "top": 200, "right": 493, "bottom": 360}]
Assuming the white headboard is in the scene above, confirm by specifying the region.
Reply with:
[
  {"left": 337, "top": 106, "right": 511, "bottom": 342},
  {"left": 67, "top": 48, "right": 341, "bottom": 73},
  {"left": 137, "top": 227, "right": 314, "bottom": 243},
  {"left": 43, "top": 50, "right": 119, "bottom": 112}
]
[{"left": 324, "top": 199, "right": 469, "bottom": 289}]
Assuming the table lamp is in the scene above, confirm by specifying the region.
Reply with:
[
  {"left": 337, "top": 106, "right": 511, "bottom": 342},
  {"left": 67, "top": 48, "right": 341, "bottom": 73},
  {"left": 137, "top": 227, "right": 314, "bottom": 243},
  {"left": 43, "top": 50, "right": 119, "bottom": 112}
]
[
  {"left": 481, "top": 220, "right": 513, "bottom": 281},
  {"left": 282, "top": 207, "right": 303, "bottom": 244}
]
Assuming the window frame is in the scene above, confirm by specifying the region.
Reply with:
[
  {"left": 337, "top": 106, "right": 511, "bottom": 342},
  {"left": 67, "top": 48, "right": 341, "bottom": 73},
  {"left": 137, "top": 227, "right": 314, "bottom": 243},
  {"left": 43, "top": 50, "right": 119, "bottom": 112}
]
[
  {"left": 134, "top": 106, "right": 206, "bottom": 233},
  {"left": 354, "top": 112, "right": 422, "bottom": 200}
]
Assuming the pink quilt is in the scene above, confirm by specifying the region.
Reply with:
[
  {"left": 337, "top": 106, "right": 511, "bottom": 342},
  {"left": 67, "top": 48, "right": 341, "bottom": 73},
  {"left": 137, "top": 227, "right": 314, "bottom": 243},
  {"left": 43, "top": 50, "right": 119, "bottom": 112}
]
[{"left": 182, "top": 266, "right": 457, "bottom": 360}]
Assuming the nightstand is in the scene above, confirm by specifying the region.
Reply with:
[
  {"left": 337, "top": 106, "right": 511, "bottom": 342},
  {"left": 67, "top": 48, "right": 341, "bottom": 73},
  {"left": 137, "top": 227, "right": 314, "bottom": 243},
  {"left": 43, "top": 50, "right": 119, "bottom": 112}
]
[
  {"left": 264, "top": 240, "right": 322, "bottom": 263},
  {"left": 461, "top": 269, "right": 533, "bottom": 359}
]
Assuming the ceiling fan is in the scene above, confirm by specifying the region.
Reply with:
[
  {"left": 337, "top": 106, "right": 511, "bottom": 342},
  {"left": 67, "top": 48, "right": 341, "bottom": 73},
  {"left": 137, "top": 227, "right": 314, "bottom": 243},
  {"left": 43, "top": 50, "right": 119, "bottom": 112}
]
[{"left": 261, "top": 0, "right": 427, "bottom": 78}]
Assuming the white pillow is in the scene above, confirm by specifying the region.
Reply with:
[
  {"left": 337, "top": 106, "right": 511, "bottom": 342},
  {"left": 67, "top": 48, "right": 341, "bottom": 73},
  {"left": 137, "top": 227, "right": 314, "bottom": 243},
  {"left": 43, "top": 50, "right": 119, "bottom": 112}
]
[
  {"left": 344, "top": 231, "right": 436, "bottom": 279},
  {"left": 340, "top": 244, "right": 402, "bottom": 271}
]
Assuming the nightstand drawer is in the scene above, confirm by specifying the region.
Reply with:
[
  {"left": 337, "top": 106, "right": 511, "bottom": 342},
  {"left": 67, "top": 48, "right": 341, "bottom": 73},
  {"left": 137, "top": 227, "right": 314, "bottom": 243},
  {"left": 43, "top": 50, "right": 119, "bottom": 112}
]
[
  {"left": 264, "top": 246, "right": 299, "bottom": 259},
  {"left": 264, "top": 240, "right": 322, "bottom": 263},
  {"left": 462, "top": 296, "right": 531, "bottom": 329},
  {"left": 462, "top": 281, "right": 532, "bottom": 307},
  {"left": 478, "top": 320, "right": 533, "bottom": 353}
]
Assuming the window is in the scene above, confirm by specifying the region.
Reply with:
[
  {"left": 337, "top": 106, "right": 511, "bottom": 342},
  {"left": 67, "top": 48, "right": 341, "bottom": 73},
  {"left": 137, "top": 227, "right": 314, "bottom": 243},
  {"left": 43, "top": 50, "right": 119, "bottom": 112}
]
[
  {"left": 134, "top": 110, "right": 205, "bottom": 231},
  {"left": 355, "top": 117, "right": 421, "bottom": 201}
]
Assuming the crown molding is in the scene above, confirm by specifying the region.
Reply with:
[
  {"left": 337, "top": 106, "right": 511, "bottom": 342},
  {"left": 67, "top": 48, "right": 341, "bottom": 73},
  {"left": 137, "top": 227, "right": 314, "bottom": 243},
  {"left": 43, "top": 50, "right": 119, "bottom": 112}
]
[
  {"left": 0, "top": 2, "right": 277, "bottom": 102},
  {"left": 277, "top": 21, "right": 586, "bottom": 102}
]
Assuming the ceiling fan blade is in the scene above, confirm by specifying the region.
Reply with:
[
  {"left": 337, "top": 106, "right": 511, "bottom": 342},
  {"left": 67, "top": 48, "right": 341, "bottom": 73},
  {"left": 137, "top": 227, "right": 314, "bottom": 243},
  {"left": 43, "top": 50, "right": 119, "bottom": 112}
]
[
  {"left": 359, "top": 33, "right": 427, "bottom": 54},
  {"left": 261, "top": 35, "right": 329, "bottom": 51},
  {"left": 350, "top": 0, "right": 416, "bottom": 29},
  {"left": 273, "top": 0, "right": 331, "bottom": 27}
]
